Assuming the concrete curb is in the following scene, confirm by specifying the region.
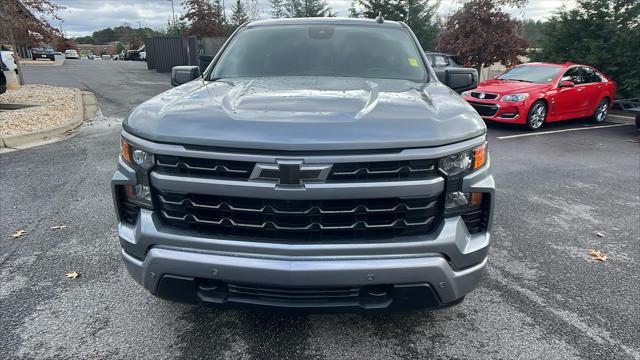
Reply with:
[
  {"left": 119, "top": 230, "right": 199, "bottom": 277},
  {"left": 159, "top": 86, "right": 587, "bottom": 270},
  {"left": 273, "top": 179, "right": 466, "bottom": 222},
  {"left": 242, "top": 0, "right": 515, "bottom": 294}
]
[
  {"left": 20, "top": 56, "right": 65, "bottom": 67},
  {"left": 1, "top": 89, "right": 86, "bottom": 149}
]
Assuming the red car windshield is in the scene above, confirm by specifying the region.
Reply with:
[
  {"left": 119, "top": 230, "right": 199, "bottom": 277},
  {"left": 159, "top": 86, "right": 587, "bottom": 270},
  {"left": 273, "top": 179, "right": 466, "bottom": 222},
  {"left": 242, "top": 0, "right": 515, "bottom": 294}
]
[{"left": 497, "top": 65, "right": 562, "bottom": 84}]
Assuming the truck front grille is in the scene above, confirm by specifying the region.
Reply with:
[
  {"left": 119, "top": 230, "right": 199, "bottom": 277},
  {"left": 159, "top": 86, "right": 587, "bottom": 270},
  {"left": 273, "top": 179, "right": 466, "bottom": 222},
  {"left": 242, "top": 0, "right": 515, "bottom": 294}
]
[
  {"left": 154, "top": 155, "right": 437, "bottom": 182},
  {"left": 155, "top": 155, "right": 255, "bottom": 179},
  {"left": 155, "top": 191, "right": 441, "bottom": 241}
]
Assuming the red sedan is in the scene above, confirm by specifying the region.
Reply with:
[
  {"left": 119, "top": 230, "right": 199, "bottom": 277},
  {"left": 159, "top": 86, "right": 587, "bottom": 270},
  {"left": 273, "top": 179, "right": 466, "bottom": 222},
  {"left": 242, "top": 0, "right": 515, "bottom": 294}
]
[{"left": 462, "top": 62, "right": 616, "bottom": 130}]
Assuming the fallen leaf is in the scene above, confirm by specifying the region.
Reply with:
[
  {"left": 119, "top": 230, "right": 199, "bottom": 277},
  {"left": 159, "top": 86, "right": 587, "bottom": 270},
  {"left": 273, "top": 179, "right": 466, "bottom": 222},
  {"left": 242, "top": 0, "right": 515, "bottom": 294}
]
[
  {"left": 588, "top": 249, "right": 608, "bottom": 262},
  {"left": 11, "top": 229, "right": 27, "bottom": 238},
  {"left": 51, "top": 225, "right": 67, "bottom": 230},
  {"left": 596, "top": 232, "right": 605, "bottom": 238},
  {"left": 65, "top": 271, "right": 80, "bottom": 279}
]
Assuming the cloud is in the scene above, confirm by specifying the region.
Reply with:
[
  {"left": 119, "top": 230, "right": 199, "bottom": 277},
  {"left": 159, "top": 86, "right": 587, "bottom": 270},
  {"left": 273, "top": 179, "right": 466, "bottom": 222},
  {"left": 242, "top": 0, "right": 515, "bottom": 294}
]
[{"left": 48, "top": 0, "right": 574, "bottom": 38}]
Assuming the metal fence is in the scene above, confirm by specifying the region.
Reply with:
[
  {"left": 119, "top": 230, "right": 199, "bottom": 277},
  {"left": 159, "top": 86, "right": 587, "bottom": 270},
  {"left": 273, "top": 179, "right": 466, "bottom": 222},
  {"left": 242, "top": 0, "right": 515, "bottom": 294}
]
[
  {"left": 144, "top": 37, "right": 187, "bottom": 73},
  {"left": 144, "top": 36, "right": 227, "bottom": 73}
]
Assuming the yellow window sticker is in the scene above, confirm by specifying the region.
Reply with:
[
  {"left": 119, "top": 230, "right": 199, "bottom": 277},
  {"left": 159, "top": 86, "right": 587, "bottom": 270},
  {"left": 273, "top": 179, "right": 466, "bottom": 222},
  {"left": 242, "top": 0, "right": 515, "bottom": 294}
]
[{"left": 408, "top": 58, "right": 419, "bottom": 67}]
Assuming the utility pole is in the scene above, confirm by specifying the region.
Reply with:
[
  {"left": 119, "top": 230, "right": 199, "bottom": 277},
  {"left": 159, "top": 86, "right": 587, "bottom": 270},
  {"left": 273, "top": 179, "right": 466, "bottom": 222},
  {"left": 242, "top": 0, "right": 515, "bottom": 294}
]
[
  {"left": 169, "top": 0, "right": 176, "bottom": 25},
  {"left": 222, "top": 0, "right": 226, "bottom": 21}
]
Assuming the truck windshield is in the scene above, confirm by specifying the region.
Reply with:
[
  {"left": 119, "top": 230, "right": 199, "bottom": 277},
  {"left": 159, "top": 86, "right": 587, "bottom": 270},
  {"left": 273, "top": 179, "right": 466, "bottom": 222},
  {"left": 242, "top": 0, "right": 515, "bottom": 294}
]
[
  {"left": 497, "top": 65, "right": 562, "bottom": 84},
  {"left": 211, "top": 24, "right": 427, "bottom": 82}
]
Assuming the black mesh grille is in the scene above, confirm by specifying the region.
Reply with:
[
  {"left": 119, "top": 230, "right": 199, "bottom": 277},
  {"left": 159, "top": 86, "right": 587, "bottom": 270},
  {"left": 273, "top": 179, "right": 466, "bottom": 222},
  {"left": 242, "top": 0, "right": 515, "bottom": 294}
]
[
  {"left": 468, "top": 101, "right": 499, "bottom": 117},
  {"left": 461, "top": 195, "right": 491, "bottom": 234},
  {"left": 154, "top": 155, "right": 437, "bottom": 182},
  {"left": 155, "top": 191, "right": 441, "bottom": 241}
]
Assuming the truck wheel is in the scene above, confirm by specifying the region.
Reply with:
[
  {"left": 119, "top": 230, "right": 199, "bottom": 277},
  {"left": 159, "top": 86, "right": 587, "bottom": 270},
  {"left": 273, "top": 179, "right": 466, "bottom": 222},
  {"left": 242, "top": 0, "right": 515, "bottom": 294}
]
[
  {"left": 526, "top": 100, "right": 546, "bottom": 131},
  {"left": 591, "top": 98, "right": 609, "bottom": 123}
]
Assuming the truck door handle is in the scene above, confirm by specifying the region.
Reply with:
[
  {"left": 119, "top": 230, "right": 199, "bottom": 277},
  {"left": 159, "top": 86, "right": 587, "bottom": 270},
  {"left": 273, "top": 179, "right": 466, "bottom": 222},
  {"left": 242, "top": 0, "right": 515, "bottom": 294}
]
[{"left": 577, "top": 88, "right": 584, "bottom": 92}]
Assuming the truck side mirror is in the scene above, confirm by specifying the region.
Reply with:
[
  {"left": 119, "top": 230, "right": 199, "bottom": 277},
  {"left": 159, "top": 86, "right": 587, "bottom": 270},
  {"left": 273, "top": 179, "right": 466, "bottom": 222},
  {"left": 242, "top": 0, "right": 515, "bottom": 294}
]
[
  {"left": 444, "top": 68, "right": 478, "bottom": 94},
  {"left": 171, "top": 66, "right": 201, "bottom": 86}
]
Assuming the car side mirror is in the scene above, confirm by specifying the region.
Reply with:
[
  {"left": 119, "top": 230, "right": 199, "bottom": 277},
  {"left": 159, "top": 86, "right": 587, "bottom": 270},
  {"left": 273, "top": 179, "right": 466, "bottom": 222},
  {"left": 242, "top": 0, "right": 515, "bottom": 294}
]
[
  {"left": 171, "top": 66, "right": 201, "bottom": 86},
  {"left": 558, "top": 80, "right": 575, "bottom": 88},
  {"left": 444, "top": 68, "right": 478, "bottom": 93}
]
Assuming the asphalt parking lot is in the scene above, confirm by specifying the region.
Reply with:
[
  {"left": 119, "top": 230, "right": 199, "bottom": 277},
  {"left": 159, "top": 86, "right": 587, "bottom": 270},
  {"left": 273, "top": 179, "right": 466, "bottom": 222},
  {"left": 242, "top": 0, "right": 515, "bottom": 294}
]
[{"left": 1, "top": 60, "right": 638, "bottom": 359}]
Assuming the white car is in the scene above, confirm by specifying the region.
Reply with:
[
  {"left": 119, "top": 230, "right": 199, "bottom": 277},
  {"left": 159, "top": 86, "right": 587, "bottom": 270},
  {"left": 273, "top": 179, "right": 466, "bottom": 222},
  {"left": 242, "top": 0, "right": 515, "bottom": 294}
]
[
  {"left": 1, "top": 50, "right": 17, "bottom": 73},
  {"left": 1, "top": 49, "right": 19, "bottom": 90},
  {"left": 139, "top": 51, "right": 146, "bottom": 61},
  {"left": 64, "top": 49, "right": 79, "bottom": 59}
]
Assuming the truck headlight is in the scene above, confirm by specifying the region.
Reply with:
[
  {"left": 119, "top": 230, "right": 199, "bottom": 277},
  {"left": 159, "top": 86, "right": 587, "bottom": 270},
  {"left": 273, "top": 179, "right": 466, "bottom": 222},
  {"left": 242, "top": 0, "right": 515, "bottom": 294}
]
[
  {"left": 439, "top": 144, "right": 487, "bottom": 216},
  {"left": 501, "top": 93, "right": 529, "bottom": 102},
  {"left": 120, "top": 137, "right": 154, "bottom": 208},
  {"left": 461, "top": 90, "right": 471, "bottom": 97},
  {"left": 438, "top": 143, "right": 486, "bottom": 176}
]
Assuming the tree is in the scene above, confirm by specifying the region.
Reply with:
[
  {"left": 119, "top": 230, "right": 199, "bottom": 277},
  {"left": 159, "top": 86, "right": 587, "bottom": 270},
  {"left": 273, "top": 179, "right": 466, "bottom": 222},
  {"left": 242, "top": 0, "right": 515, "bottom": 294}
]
[
  {"left": 436, "top": 0, "right": 528, "bottom": 74},
  {"left": 520, "top": 19, "right": 547, "bottom": 48},
  {"left": 52, "top": 36, "right": 77, "bottom": 52},
  {"left": 129, "top": 35, "right": 142, "bottom": 50},
  {"left": 348, "top": 0, "right": 360, "bottom": 17},
  {"left": 181, "top": 0, "right": 225, "bottom": 37},
  {"left": 166, "top": 18, "right": 187, "bottom": 36},
  {"left": 231, "top": 0, "right": 249, "bottom": 27},
  {"left": 532, "top": 0, "right": 640, "bottom": 97},
  {"left": 278, "top": 0, "right": 334, "bottom": 17},
  {"left": 75, "top": 35, "right": 95, "bottom": 44},
  {"left": 246, "top": 0, "right": 262, "bottom": 21},
  {"left": 355, "top": 0, "right": 438, "bottom": 48},
  {"left": 403, "top": 0, "right": 439, "bottom": 49},
  {"left": 270, "top": 0, "right": 287, "bottom": 17},
  {"left": 0, "top": 0, "right": 65, "bottom": 48},
  {"left": 213, "top": 0, "right": 226, "bottom": 25},
  {"left": 115, "top": 41, "right": 125, "bottom": 54},
  {"left": 357, "top": 0, "right": 405, "bottom": 20}
]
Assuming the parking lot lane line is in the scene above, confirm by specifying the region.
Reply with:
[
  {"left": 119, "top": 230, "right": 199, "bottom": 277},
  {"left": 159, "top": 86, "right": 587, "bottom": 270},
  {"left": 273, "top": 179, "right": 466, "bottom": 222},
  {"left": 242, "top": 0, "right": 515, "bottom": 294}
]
[{"left": 497, "top": 123, "right": 632, "bottom": 140}]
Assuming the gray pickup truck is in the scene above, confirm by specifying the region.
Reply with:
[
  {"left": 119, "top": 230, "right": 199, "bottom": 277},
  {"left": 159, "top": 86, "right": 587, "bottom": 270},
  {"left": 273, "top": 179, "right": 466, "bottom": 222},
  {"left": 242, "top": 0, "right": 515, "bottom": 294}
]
[{"left": 111, "top": 18, "right": 494, "bottom": 311}]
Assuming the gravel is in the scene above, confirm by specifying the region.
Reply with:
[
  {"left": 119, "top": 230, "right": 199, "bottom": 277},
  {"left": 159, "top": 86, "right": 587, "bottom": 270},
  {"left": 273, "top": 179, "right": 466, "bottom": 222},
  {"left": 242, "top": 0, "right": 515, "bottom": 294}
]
[{"left": 0, "top": 84, "right": 77, "bottom": 136}]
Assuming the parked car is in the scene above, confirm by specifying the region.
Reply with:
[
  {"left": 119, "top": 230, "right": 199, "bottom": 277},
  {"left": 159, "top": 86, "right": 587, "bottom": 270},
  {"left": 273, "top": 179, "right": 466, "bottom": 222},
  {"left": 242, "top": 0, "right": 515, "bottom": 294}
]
[
  {"left": 1, "top": 47, "right": 19, "bottom": 90},
  {"left": 31, "top": 48, "right": 55, "bottom": 61},
  {"left": 124, "top": 45, "right": 145, "bottom": 61},
  {"left": 112, "top": 18, "right": 493, "bottom": 311},
  {"left": 424, "top": 52, "right": 463, "bottom": 68},
  {"left": 462, "top": 62, "right": 617, "bottom": 130},
  {"left": 424, "top": 52, "right": 474, "bottom": 93},
  {"left": 65, "top": 49, "right": 79, "bottom": 59},
  {"left": 139, "top": 50, "right": 146, "bottom": 61},
  {"left": 112, "top": 51, "right": 125, "bottom": 60},
  {"left": 1, "top": 48, "right": 18, "bottom": 74},
  {"left": 54, "top": 52, "right": 63, "bottom": 56}
]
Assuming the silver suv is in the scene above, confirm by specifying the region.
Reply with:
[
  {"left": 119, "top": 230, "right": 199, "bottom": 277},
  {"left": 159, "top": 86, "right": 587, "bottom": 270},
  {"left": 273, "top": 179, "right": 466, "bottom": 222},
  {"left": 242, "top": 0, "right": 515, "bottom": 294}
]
[{"left": 111, "top": 18, "right": 493, "bottom": 311}]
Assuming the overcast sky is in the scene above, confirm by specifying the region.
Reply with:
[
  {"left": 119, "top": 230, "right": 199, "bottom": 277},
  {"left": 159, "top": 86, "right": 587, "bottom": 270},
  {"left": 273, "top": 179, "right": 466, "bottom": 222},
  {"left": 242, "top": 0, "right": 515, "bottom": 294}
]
[{"left": 48, "top": 0, "right": 576, "bottom": 38}]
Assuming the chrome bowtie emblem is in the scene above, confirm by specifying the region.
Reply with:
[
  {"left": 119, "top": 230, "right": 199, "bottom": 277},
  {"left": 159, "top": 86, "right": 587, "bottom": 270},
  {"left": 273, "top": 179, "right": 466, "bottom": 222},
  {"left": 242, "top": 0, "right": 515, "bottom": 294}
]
[
  {"left": 478, "top": 92, "right": 486, "bottom": 99},
  {"left": 250, "top": 160, "right": 332, "bottom": 186}
]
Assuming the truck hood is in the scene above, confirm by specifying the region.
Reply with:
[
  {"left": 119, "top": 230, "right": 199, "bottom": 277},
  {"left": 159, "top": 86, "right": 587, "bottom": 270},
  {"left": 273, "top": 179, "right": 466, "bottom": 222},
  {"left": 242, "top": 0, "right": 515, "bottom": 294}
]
[
  {"left": 476, "top": 79, "right": 551, "bottom": 94},
  {"left": 124, "top": 77, "right": 485, "bottom": 151}
]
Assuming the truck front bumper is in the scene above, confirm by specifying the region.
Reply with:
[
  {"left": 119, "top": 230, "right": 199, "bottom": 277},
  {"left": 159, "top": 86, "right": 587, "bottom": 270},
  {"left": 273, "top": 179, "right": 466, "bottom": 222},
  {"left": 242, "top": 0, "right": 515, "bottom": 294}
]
[{"left": 120, "top": 211, "right": 489, "bottom": 310}]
